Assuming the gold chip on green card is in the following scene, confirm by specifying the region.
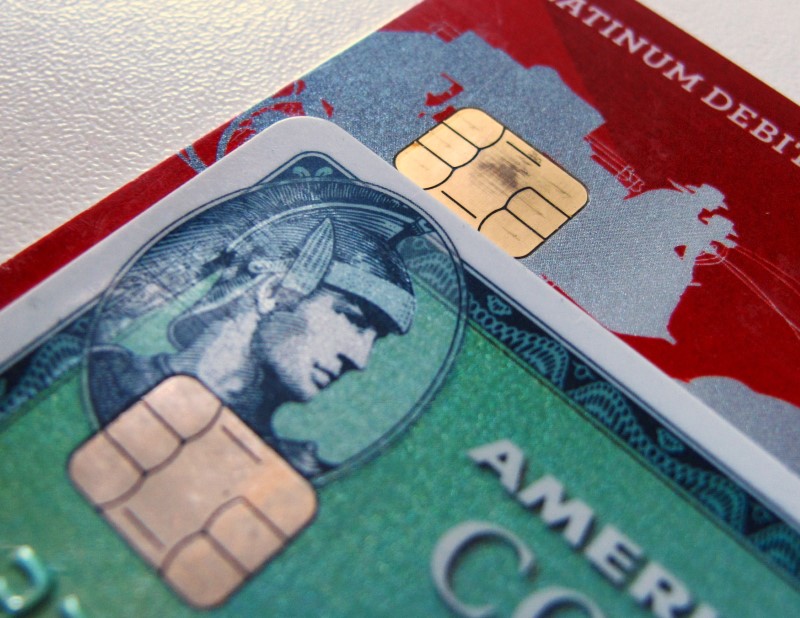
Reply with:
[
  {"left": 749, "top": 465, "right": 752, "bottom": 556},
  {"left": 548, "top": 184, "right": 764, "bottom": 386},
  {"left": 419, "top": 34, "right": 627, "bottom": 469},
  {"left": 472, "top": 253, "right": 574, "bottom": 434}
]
[
  {"left": 68, "top": 375, "right": 317, "bottom": 609},
  {"left": 395, "top": 108, "right": 588, "bottom": 258}
]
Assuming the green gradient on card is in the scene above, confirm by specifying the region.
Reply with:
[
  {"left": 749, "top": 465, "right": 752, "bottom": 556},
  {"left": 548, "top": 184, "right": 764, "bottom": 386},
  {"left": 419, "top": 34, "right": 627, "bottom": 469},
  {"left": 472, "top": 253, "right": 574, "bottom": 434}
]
[{"left": 1, "top": 323, "right": 797, "bottom": 616}]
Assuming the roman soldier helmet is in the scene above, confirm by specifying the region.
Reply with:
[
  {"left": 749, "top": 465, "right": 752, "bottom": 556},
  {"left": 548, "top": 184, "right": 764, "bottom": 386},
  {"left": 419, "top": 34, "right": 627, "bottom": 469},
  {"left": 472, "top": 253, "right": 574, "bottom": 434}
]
[{"left": 167, "top": 194, "right": 422, "bottom": 349}]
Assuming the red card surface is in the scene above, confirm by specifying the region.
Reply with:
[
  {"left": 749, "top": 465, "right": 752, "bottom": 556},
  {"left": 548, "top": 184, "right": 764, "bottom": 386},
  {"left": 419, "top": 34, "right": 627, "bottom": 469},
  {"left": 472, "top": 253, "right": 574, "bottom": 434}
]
[{"left": 3, "top": 0, "right": 799, "bottom": 464}]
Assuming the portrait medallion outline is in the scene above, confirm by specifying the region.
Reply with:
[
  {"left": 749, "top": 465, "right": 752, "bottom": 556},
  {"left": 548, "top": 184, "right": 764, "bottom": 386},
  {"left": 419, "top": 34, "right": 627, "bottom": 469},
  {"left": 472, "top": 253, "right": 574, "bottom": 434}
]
[{"left": 81, "top": 153, "right": 468, "bottom": 485}]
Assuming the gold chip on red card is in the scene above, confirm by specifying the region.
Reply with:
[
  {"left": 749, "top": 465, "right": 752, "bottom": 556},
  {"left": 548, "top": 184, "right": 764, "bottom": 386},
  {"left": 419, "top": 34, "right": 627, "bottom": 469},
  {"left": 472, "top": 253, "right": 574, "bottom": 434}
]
[{"left": 395, "top": 108, "right": 588, "bottom": 258}]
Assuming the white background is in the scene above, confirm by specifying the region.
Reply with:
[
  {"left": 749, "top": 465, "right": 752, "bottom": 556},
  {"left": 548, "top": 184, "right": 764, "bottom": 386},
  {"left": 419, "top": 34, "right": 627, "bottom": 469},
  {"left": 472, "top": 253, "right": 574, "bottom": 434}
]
[{"left": 2, "top": 0, "right": 798, "bottom": 265}]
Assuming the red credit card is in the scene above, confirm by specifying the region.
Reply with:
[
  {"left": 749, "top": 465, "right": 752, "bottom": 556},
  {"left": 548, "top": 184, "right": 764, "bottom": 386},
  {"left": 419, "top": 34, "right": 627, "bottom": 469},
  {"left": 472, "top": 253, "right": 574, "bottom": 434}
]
[{"left": 3, "top": 0, "right": 800, "bottom": 471}]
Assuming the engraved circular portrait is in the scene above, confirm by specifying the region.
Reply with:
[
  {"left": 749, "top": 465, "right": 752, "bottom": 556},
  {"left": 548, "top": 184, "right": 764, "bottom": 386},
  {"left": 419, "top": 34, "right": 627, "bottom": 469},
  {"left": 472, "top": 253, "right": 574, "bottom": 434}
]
[{"left": 85, "top": 155, "right": 467, "bottom": 484}]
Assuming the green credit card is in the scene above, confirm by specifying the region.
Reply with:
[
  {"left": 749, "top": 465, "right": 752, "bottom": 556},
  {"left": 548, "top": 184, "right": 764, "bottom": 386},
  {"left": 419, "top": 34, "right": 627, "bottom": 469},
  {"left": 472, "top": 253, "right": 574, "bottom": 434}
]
[{"left": 1, "top": 119, "right": 798, "bottom": 616}]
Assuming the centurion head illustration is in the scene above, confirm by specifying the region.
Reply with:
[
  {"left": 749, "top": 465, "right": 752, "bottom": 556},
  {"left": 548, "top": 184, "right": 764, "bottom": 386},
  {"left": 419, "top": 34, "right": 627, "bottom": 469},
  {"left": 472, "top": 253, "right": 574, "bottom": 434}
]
[{"left": 69, "top": 164, "right": 465, "bottom": 608}]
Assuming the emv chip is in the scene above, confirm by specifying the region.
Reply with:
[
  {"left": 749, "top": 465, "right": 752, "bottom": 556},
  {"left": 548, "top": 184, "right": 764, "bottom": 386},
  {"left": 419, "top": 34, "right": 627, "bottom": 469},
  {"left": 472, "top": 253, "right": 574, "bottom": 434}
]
[
  {"left": 69, "top": 375, "right": 317, "bottom": 608},
  {"left": 395, "top": 108, "right": 588, "bottom": 258}
]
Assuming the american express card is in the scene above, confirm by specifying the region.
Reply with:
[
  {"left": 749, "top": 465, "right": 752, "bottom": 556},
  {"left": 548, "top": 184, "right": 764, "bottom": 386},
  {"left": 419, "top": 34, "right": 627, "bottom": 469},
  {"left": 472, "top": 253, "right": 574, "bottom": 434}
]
[{"left": 1, "top": 117, "right": 799, "bottom": 616}]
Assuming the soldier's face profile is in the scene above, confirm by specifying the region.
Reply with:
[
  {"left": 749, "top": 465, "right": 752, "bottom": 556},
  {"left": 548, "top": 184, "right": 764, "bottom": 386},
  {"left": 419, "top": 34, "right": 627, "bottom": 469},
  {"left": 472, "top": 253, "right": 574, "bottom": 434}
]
[{"left": 253, "top": 285, "right": 380, "bottom": 402}]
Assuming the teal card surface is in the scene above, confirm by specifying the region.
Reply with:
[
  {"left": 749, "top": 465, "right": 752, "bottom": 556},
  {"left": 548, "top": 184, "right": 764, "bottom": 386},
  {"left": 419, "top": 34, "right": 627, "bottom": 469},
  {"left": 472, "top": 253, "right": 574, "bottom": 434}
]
[{"left": 1, "top": 119, "right": 799, "bottom": 616}]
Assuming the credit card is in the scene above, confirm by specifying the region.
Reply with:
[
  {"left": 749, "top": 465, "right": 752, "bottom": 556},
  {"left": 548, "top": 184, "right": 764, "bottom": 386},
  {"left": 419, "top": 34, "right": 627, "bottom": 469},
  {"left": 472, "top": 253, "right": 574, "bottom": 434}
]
[
  {"left": 1, "top": 117, "right": 799, "bottom": 616},
  {"left": 3, "top": 0, "right": 798, "bottom": 480}
]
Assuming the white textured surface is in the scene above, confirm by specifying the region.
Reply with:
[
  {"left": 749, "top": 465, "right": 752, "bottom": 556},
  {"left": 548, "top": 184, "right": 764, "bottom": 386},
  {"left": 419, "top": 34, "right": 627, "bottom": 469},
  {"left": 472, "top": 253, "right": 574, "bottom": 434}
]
[
  {"left": 641, "top": 0, "right": 800, "bottom": 102},
  {"left": 1, "top": 0, "right": 798, "bottom": 265}
]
